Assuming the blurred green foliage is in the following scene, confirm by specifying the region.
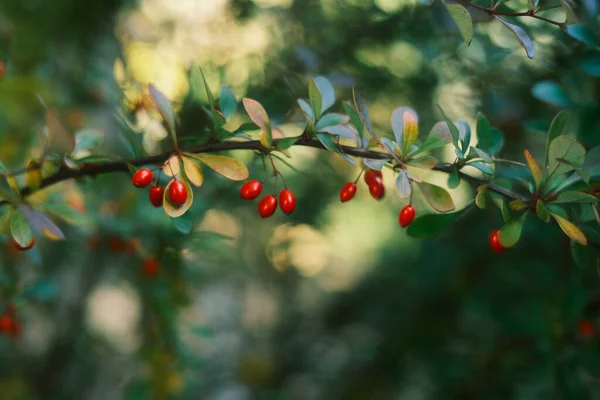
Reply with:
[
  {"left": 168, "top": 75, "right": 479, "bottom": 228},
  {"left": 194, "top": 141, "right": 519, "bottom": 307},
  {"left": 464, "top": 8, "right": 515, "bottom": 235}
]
[{"left": 1, "top": 0, "right": 600, "bottom": 399}]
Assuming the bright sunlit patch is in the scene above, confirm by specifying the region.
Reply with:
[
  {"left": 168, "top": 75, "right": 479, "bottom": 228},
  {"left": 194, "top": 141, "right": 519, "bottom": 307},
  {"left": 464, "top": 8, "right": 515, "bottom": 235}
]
[
  {"left": 197, "top": 209, "right": 241, "bottom": 240},
  {"left": 85, "top": 283, "right": 141, "bottom": 354},
  {"left": 253, "top": 0, "right": 294, "bottom": 8},
  {"left": 375, "top": 0, "right": 418, "bottom": 14}
]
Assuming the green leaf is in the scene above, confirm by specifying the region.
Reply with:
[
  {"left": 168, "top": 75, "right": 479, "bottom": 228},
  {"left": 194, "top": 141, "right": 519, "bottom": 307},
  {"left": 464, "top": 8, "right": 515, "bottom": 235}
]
[
  {"left": 11, "top": 210, "right": 33, "bottom": 248},
  {"left": 468, "top": 161, "right": 494, "bottom": 175},
  {"left": 19, "top": 204, "right": 64, "bottom": 240},
  {"left": 298, "top": 99, "right": 315, "bottom": 123},
  {"left": 406, "top": 212, "right": 461, "bottom": 238},
  {"left": 545, "top": 110, "right": 576, "bottom": 169},
  {"left": 499, "top": 213, "right": 526, "bottom": 247},
  {"left": 44, "top": 203, "right": 92, "bottom": 227},
  {"left": 471, "top": 147, "right": 493, "bottom": 163},
  {"left": 509, "top": 199, "right": 528, "bottom": 210},
  {"left": 314, "top": 76, "right": 336, "bottom": 115},
  {"left": 551, "top": 191, "right": 598, "bottom": 203},
  {"left": 407, "top": 155, "right": 437, "bottom": 170},
  {"left": 73, "top": 129, "right": 104, "bottom": 155},
  {"left": 148, "top": 84, "right": 177, "bottom": 140},
  {"left": 496, "top": 17, "right": 535, "bottom": 59},
  {"left": 475, "top": 186, "right": 487, "bottom": 209},
  {"left": 308, "top": 79, "right": 322, "bottom": 118},
  {"left": 476, "top": 112, "right": 503, "bottom": 155},
  {"left": 443, "top": 3, "right": 473, "bottom": 46},
  {"left": 316, "top": 113, "right": 349, "bottom": 130},
  {"left": 532, "top": 81, "right": 571, "bottom": 108},
  {"left": 198, "top": 67, "right": 215, "bottom": 108},
  {"left": 524, "top": 150, "right": 542, "bottom": 189},
  {"left": 219, "top": 86, "right": 237, "bottom": 120},
  {"left": 316, "top": 134, "right": 356, "bottom": 165},
  {"left": 566, "top": 24, "right": 600, "bottom": 47},
  {"left": 447, "top": 167, "right": 460, "bottom": 189},
  {"left": 352, "top": 87, "right": 375, "bottom": 139},
  {"left": 437, "top": 105, "right": 460, "bottom": 145},
  {"left": 549, "top": 212, "right": 588, "bottom": 245},
  {"left": 363, "top": 158, "right": 390, "bottom": 171},
  {"left": 396, "top": 170, "right": 412, "bottom": 199},
  {"left": 276, "top": 137, "right": 300, "bottom": 152},
  {"left": 416, "top": 182, "right": 455, "bottom": 212},
  {"left": 581, "top": 54, "right": 600, "bottom": 77},
  {"left": 242, "top": 98, "right": 272, "bottom": 149},
  {"left": 184, "top": 153, "right": 249, "bottom": 181},
  {"left": 343, "top": 102, "right": 363, "bottom": 136},
  {"left": 547, "top": 135, "right": 586, "bottom": 177},
  {"left": 391, "top": 107, "right": 419, "bottom": 148},
  {"left": 536, "top": 200, "right": 550, "bottom": 222},
  {"left": 171, "top": 213, "right": 192, "bottom": 234}
]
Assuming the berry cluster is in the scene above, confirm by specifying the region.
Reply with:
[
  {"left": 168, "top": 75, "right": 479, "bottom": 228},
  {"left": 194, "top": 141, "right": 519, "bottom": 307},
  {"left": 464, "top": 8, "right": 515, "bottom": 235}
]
[
  {"left": 340, "top": 169, "right": 416, "bottom": 228},
  {"left": 240, "top": 180, "right": 297, "bottom": 218},
  {"left": 0, "top": 306, "right": 21, "bottom": 338},
  {"left": 132, "top": 168, "right": 188, "bottom": 208}
]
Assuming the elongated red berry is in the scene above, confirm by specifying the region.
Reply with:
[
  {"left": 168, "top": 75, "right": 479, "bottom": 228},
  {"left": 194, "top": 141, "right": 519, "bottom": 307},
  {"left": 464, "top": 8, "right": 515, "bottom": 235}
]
[
  {"left": 579, "top": 319, "right": 594, "bottom": 339},
  {"left": 13, "top": 238, "right": 34, "bottom": 251},
  {"left": 0, "top": 61, "right": 5, "bottom": 80},
  {"left": 279, "top": 189, "right": 296, "bottom": 215},
  {"left": 168, "top": 181, "right": 188, "bottom": 206},
  {"left": 368, "top": 182, "right": 384, "bottom": 199},
  {"left": 141, "top": 257, "right": 159, "bottom": 278},
  {"left": 489, "top": 231, "right": 504, "bottom": 253},
  {"left": 240, "top": 180, "right": 263, "bottom": 200},
  {"left": 340, "top": 183, "right": 357, "bottom": 202},
  {"left": 149, "top": 186, "right": 164, "bottom": 207},
  {"left": 258, "top": 195, "right": 277, "bottom": 218},
  {"left": 364, "top": 170, "right": 383, "bottom": 186},
  {"left": 132, "top": 168, "right": 153, "bottom": 188},
  {"left": 399, "top": 205, "right": 415, "bottom": 228},
  {"left": 0, "top": 314, "right": 11, "bottom": 333}
]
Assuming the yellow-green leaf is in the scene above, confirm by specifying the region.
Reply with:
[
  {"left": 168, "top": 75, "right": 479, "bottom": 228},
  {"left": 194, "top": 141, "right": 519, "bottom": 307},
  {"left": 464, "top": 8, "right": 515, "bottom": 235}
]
[
  {"left": 163, "top": 180, "right": 193, "bottom": 218},
  {"left": 184, "top": 153, "right": 249, "bottom": 181},
  {"left": 403, "top": 110, "right": 419, "bottom": 153},
  {"left": 524, "top": 149, "right": 542, "bottom": 189},
  {"left": 11, "top": 210, "right": 33, "bottom": 248},
  {"left": 444, "top": 3, "right": 473, "bottom": 46},
  {"left": 417, "top": 181, "right": 455, "bottom": 213},
  {"left": 509, "top": 199, "right": 528, "bottom": 210},
  {"left": 550, "top": 212, "right": 587, "bottom": 245},
  {"left": 182, "top": 156, "right": 204, "bottom": 187},
  {"left": 164, "top": 155, "right": 181, "bottom": 177},
  {"left": 26, "top": 161, "right": 42, "bottom": 192},
  {"left": 260, "top": 128, "right": 274, "bottom": 150}
]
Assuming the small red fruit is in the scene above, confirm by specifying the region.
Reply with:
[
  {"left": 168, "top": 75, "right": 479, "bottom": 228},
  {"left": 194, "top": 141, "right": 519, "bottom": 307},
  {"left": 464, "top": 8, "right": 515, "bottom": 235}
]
[
  {"left": 149, "top": 186, "right": 164, "bottom": 207},
  {"left": 240, "top": 180, "right": 263, "bottom": 200},
  {"left": 340, "top": 183, "right": 357, "bottom": 202},
  {"left": 368, "top": 182, "right": 385, "bottom": 199},
  {"left": 579, "top": 319, "right": 594, "bottom": 339},
  {"left": 168, "top": 181, "right": 188, "bottom": 206},
  {"left": 489, "top": 231, "right": 504, "bottom": 253},
  {"left": 258, "top": 195, "right": 277, "bottom": 218},
  {"left": 279, "top": 189, "right": 296, "bottom": 215},
  {"left": 0, "top": 314, "right": 11, "bottom": 333},
  {"left": 132, "top": 168, "right": 153, "bottom": 188},
  {"left": 13, "top": 238, "right": 34, "bottom": 251},
  {"left": 141, "top": 257, "right": 159, "bottom": 278},
  {"left": 364, "top": 170, "right": 383, "bottom": 186},
  {"left": 9, "top": 321, "right": 21, "bottom": 338},
  {"left": 0, "top": 60, "right": 5, "bottom": 80},
  {"left": 399, "top": 205, "right": 416, "bottom": 228}
]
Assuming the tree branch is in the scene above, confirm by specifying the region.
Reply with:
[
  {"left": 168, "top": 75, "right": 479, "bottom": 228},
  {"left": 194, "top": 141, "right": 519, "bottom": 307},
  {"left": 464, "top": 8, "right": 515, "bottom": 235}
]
[
  {"left": 0, "top": 138, "right": 528, "bottom": 207},
  {"left": 454, "top": 0, "right": 564, "bottom": 28}
]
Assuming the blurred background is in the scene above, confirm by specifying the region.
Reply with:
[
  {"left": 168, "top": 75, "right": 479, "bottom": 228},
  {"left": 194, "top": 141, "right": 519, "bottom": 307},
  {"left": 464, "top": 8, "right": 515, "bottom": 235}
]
[{"left": 1, "top": 0, "right": 600, "bottom": 398}]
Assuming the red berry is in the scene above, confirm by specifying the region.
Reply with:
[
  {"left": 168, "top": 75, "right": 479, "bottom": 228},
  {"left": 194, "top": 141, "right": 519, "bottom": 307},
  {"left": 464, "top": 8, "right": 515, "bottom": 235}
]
[
  {"left": 340, "top": 183, "right": 357, "bottom": 202},
  {"left": 368, "top": 182, "right": 385, "bottom": 199},
  {"left": 579, "top": 319, "right": 594, "bottom": 339},
  {"left": 0, "top": 60, "right": 5, "bottom": 80},
  {"left": 399, "top": 205, "right": 416, "bottom": 228},
  {"left": 168, "top": 180, "right": 188, "bottom": 206},
  {"left": 0, "top": 314, "right": 11, "bottom": 333},
  {"left": 364, "top": 170, "right": 383, "bottom": 186},
  {"left": 279, "top": 189, "right": 296, "bottom": 215},
  {"left": 141, "top": 257, "right": 159, "bottom": 278},
  {"left": 132, "top": 168, "right": 153, "bottom": 188},
  {"left": 489, "top": 231, "right": 505, "bottom": 253},
  {"left": 13, "top": 238, "right": 34, "bottom": 251},
  {"left": 258, "top": 195, "right": 277, "bottom": 218},
  {"left": 149, "top": 186, "right": 164, "bottom": 207},
  {"left": 240, "top": 180, "right": 263, "bottom": 200}
]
